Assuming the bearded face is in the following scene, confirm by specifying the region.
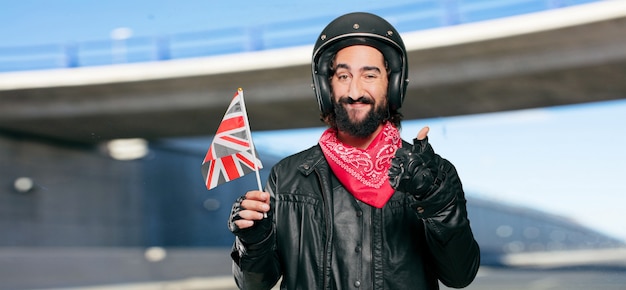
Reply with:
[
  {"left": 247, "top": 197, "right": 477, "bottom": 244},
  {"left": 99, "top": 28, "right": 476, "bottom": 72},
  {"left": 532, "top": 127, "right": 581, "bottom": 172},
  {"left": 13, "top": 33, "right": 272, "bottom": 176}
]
[{"left": 328, "top": 45, "right": 390, "bottom": 138}]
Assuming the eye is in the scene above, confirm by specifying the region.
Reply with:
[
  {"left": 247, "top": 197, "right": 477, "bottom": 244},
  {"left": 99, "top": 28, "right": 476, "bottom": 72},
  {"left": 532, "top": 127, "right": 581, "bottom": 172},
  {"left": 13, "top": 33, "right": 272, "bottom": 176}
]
[
  {"left": 363, "top": 73, "right": 379, "bottom": 83},
  {"left": 335, "top": 72, "right": 351, "bottom": 82}
]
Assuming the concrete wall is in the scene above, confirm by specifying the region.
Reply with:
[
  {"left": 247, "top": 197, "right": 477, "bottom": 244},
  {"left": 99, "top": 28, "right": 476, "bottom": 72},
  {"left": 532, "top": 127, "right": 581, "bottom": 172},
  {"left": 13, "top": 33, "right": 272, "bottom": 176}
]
[
  {"left": 0, "top": 135, "right": 272, "bottom": 247},
  {"left": 0, "top": 135, "right": 145, "bottom": 246}
]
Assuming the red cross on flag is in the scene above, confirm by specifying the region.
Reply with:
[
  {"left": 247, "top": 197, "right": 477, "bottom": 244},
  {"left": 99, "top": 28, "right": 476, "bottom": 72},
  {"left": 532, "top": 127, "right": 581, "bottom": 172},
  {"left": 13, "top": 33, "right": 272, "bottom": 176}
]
[{"left": 202, "top": 88, "right": 263, "bottom": 190}]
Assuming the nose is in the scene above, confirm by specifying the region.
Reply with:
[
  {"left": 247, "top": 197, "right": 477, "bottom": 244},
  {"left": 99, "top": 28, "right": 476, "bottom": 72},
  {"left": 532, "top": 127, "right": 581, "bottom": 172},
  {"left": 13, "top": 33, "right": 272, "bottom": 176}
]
[{"left": 348, "top": 78, "right": 362, "bottom": 100}]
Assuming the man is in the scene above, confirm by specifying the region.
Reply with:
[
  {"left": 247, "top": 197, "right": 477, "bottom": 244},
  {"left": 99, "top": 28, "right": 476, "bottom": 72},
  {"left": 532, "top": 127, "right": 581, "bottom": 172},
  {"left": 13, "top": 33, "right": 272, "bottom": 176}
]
[{"left": 228, "top": 12, "right": 480, "bottom": 289}]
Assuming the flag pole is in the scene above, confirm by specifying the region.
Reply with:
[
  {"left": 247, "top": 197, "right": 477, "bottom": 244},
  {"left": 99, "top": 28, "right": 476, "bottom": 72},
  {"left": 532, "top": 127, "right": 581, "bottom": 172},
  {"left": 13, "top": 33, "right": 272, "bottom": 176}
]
[{"left": 238, "top": 88, "right": 263, "bottom": 192}]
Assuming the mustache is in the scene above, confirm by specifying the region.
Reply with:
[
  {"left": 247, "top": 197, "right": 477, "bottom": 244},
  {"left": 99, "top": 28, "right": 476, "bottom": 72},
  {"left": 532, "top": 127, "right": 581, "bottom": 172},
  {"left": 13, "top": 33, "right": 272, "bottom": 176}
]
[{"left": 338, "top": 96, "right": 374, "bottom": 105}]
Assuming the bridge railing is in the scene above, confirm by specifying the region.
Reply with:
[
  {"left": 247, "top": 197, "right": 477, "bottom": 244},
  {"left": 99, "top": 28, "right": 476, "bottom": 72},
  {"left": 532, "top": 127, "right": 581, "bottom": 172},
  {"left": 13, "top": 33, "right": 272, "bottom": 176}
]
[{"left": 0, "top": 0, "right": 599, "bottom": 73}]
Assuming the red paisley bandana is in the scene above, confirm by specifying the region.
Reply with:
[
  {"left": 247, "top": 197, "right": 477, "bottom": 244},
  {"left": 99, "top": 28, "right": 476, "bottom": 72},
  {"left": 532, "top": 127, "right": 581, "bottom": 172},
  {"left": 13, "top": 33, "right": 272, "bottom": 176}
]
[{"left": 319, "top": 122, "right": 402, "bottom": 208}]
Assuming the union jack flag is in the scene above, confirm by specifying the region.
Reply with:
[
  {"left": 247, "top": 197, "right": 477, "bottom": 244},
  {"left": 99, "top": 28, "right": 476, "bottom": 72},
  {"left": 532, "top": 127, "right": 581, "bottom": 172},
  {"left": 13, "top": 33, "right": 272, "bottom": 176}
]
[{"left": 202, "top": 89, "right": 263, "bottom": 190}]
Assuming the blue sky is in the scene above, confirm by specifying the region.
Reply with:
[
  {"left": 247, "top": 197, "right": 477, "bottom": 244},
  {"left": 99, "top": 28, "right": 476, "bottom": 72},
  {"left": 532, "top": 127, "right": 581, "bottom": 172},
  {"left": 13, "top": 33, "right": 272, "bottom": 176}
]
[{"left": 0, "top": 0, "right": 417, "bottom": 47}]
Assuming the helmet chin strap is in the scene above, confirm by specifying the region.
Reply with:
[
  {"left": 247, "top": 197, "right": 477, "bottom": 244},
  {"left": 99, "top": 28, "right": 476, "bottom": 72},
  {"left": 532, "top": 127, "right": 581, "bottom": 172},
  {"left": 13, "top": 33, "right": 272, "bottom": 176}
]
[{"left": 384, "top": 106, "right": 391, "bottom": 123}]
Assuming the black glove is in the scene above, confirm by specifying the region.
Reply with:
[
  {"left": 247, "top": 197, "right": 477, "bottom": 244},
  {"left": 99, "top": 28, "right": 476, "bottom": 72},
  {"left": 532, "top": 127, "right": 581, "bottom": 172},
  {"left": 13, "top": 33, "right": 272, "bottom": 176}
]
[
  {"left": 388, "top": 137, "right": 442, "bottom": 199},
  {"left": 228, "top": 195, "right": 272, "bottom": 245}
]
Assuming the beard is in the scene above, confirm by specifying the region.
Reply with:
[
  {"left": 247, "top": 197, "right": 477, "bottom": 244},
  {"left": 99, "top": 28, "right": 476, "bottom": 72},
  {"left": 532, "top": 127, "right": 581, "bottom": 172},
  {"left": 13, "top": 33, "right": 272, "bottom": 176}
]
[{"left": 333, "top": 96, "right": 388, "bottom": 138}]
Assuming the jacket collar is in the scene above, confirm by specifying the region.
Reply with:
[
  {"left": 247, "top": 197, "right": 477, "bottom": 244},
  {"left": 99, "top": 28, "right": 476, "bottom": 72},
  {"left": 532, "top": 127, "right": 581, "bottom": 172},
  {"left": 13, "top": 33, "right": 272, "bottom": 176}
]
[{"left": 297, "top": 145, "right": 326, "bottom": 176}]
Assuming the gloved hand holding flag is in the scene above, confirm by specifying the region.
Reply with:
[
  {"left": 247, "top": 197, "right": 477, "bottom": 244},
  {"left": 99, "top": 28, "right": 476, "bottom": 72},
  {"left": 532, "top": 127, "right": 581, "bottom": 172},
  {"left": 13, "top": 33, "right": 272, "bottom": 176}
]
[{"left": 201, "top": 88, "right": 263, "bottom": 191}]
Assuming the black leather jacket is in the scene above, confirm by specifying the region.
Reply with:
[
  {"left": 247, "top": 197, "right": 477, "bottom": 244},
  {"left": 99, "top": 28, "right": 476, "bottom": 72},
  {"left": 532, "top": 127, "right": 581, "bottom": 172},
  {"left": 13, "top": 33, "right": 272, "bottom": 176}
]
[{"left": 231, "top": 142, "right": 480, "bottom": 289}]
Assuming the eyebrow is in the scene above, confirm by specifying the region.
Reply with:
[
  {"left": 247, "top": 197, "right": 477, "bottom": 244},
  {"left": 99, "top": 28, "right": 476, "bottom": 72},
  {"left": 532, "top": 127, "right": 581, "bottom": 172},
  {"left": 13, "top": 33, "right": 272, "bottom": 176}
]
[{"left": 334, "top": 63, "right": 382, "bottom": 74}]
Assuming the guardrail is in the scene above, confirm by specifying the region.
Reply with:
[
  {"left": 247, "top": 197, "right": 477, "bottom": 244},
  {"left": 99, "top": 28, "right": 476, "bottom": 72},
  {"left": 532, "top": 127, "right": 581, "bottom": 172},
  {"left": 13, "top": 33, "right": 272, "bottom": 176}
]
[{"left": 0, "top": 0, "right": 599, "bottom": 72}]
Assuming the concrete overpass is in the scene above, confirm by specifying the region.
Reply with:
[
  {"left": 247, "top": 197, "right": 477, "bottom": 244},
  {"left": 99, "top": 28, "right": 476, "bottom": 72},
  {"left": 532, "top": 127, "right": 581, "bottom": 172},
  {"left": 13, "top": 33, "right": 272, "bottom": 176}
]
[{"left": 1, "top": 1, "right": 625, "bottom": 144}]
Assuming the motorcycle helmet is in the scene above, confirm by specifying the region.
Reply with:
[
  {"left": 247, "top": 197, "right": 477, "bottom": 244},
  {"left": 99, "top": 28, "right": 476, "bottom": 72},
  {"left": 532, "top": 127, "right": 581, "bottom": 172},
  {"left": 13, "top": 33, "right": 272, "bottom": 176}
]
[{"left": 312, "top": 12, "right": 408, "bottom": 115}]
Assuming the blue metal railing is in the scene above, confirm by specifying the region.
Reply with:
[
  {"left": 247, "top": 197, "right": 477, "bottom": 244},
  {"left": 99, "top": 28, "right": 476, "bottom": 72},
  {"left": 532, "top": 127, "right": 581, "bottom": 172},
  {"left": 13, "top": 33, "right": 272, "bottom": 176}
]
[{"left": 0, "top": 0, "right": 600, "bottom": 73}]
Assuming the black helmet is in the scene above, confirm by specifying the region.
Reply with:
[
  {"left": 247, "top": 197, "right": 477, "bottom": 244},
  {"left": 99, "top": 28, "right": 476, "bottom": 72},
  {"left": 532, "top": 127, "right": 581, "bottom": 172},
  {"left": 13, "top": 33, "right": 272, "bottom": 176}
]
[{"left": 312, "top": 12, "right": 408, "bottom": 115}]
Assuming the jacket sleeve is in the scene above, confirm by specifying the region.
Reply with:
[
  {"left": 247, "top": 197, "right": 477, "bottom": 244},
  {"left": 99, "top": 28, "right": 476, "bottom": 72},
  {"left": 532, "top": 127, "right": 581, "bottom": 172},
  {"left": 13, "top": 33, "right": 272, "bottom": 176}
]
[
  {"left": 231, "top": 171, "right": 282, "bottom": 290},
  {"left": 412, "top": 158, "right": 481, "bottom": 288}
]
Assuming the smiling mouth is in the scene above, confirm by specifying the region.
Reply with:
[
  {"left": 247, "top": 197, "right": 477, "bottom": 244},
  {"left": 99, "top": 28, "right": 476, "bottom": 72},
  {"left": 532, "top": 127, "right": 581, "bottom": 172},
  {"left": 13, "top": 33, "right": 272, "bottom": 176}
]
[{"left": 340, "top": 96, "right": 374, "bottom": 105}]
